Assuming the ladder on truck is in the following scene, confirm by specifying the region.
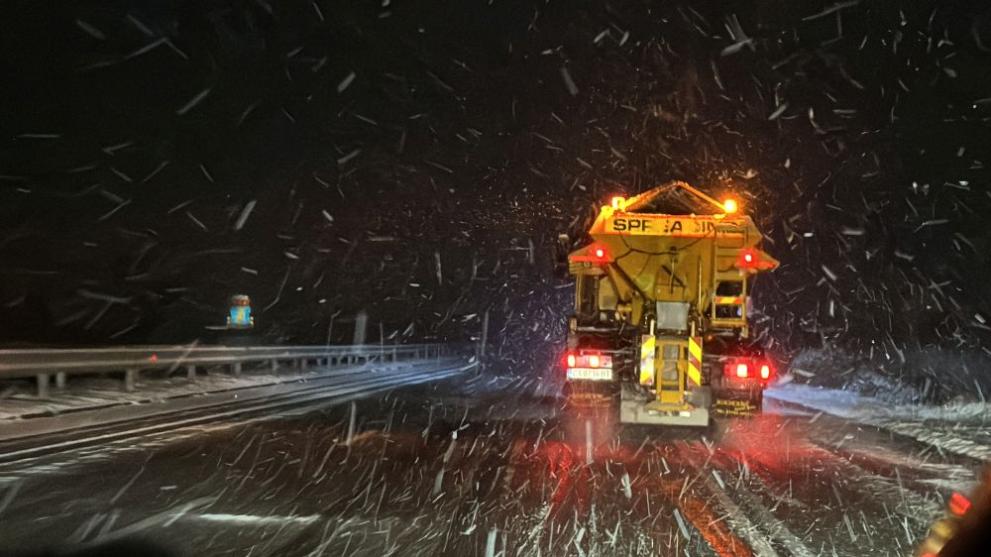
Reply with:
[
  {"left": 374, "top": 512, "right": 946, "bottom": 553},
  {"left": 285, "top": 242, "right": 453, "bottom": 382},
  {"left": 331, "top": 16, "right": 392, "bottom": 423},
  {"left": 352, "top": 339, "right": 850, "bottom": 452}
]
[{"left": 709, "top": 222, "right": 750, "bottom": 336}]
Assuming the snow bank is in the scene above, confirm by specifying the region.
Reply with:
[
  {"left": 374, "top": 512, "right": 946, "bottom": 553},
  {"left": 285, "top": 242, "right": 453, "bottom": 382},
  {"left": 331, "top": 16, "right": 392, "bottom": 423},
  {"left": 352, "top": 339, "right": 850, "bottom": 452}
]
[
  {"left": 767, "top": 382, "right": 991, "bottom": 460},
  {"left": 767, "top": 382, "right": 991, "bottom": 423},
  {"left": 787, "top": 346, "right": 991, "bottom": 405}
]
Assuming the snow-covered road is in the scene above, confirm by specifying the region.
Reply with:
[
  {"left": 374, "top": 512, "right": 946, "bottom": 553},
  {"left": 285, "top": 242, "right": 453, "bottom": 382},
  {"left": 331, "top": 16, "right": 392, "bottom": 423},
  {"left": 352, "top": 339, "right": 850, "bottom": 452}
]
[{"left": 0, "top": 374, "right": 985, "bottom": 556}]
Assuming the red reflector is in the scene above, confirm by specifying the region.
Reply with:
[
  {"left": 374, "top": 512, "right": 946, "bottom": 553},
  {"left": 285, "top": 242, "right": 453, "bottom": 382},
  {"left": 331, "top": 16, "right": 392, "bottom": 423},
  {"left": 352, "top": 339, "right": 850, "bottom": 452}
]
[
  {"left": 760, "top": 364, "right": 770, "bottom": 379},
  {"left": 149, "top": 354, "right": 158, "bottom": 362},
  {"left": 566, "top": 354, "right": 576, "bottom": 368},
  {"left": 594, "top": 248, "right": 605, "bottom": 258},
  {"left": 740, "top": 249, "right": 758, "bottom": 269},
  {"left": 736, "top": 363, "right": 748, "bottom": 378},
  {"left": 949, "top": 492, "right": 972, "bottom": 516}
]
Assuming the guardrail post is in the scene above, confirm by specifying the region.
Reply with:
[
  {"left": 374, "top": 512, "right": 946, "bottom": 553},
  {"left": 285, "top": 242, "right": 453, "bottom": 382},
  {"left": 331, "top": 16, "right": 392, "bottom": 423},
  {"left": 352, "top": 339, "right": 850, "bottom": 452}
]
[
  {"left": 271, "top": 359, "right": 278, "bottom": 373},
  {"left": 55, "top": 371, "right": 67, "bottom": 390},
  {"left": 186, "top": 364, "right": 196, "bottom": 380},
  {"left": 124, "top": 369, "right": 138, "bottom": 392},
  {"left": 232, "top": 362, "right": 242, "bottom": 376},
  {"left": 36, "top": 373, "right": 50, "bottom": 398}
]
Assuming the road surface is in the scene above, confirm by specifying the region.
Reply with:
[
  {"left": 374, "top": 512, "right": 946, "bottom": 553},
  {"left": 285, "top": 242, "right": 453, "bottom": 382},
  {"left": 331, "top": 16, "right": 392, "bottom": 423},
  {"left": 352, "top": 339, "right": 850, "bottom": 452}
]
[{"left": 0, "top": 372, "right": 979, "bottom": 556}]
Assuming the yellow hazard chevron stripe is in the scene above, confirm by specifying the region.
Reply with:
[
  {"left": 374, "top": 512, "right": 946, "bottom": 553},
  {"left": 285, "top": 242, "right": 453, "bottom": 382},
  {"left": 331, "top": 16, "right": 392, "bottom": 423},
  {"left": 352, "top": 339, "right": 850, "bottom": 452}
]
[
  {"left": 639, "top": 335, "right": 656, "bottom": 386},
  {"left": 686, "top": 336, "right": 702, "bottom": 385},
  {"left": 687, "top": 361, "right": 701, "bottom": 385},
  {"left": 688, "top": 337, "right": 702, "bottom": 362}
]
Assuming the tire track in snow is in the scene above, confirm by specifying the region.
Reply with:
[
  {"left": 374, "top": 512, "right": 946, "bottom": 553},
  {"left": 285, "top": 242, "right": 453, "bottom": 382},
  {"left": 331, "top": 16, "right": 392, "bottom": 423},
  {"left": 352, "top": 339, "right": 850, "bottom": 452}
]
[{"left": 675, "top": 440, "right": 799, "bottom": 557}]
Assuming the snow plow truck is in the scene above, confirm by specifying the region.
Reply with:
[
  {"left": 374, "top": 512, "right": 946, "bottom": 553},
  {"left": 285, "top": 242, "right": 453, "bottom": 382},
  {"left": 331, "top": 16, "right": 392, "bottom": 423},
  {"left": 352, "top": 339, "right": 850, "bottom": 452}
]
[{"left": 562, "top": 181, "right": 778, "bottom": 426}]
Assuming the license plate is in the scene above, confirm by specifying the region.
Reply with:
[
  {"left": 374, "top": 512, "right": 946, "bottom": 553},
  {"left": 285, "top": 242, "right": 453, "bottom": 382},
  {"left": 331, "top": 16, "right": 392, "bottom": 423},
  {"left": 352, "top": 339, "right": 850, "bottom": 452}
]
[{"left": 567, "top": 368, "right": 613, "bottom": 381}]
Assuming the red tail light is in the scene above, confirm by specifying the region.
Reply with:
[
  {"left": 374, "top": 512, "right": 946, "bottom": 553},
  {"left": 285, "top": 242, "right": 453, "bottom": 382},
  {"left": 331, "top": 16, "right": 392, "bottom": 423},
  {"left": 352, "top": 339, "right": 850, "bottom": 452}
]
[
  {"left": 594, "top": 247, "right": 605, "bottom": 258},
  {"left": 735, "top": 363, "right": 748, "bottom": 378},
  {"left": 725, "top": 358, "right": 774, "bottom": 382},
  {"left": 949, "top": 492, "right": 972, "bottom": 516},
  {"left": 565, "top": 351, "right": 613, "bottom": 370}
]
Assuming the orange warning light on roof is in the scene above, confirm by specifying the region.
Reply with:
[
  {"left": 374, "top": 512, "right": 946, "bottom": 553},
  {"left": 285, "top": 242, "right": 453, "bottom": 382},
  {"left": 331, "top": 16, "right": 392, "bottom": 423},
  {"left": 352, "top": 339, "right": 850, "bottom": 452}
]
[{"left": 723, "top": 198, "right": 738, "bottom": 214}]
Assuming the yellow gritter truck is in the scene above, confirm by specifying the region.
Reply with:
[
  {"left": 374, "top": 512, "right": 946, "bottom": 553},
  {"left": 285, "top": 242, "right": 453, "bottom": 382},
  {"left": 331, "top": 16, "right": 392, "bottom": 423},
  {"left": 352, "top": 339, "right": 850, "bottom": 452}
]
[{"left": 562, "top": 181, "right": 779, "bottom": 426}]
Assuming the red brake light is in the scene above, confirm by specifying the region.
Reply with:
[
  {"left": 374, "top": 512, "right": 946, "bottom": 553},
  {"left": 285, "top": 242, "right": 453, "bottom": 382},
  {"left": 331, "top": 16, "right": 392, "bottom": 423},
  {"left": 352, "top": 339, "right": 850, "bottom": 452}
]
[
  {"left": 949, "top": 492, "right": 972, "bottom": 516},
  {"left": 760, "top": 364, "right": 771, "bottom": 379},
  {"left": 566, "top": 354, "right": 576, "bottom": 368},
  {"left": 594, "top": 248, "right": 605, "bottom": 258},
  {"left": 736, "top": 363, "right": 748, "bottom": 378},
  {"left": 588, "top": 354, "right": 600, "bottom": 367}
]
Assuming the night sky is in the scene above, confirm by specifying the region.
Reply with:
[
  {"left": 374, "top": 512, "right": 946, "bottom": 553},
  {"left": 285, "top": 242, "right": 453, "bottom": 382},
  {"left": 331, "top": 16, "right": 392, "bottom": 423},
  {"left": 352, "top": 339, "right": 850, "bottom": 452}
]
[{"left": 3, "top": 0, "right": 991, "bottom": 396}]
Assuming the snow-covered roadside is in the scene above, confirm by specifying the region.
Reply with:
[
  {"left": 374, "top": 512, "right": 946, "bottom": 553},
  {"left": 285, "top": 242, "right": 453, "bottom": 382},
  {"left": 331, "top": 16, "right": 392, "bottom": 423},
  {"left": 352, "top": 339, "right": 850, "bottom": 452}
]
[
  {"left": 766, "top": 381, "right": 991, "bottom": 461},
  {"left": 0, "top": 368, "right": 340, "bottom": 422}
]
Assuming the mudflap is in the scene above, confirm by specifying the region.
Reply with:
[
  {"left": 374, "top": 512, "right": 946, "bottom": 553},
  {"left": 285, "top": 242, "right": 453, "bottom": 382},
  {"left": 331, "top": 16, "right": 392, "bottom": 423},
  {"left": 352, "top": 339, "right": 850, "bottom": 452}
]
[
  {"left": 563, "top": 380, "right": 619, "bottom": 407},
  {"left": 619, "top": 383, "right": 711, "bottom": 427},
  {"left": 712, "top": 389, "right": 763, "bottom": 417}
]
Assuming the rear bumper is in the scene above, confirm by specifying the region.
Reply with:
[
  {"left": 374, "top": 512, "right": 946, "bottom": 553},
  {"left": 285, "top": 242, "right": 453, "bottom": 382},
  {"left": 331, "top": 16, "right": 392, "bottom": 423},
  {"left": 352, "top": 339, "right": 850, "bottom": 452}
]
[
  {"left": 620, "top": 399, "right": 710, "bottom": 426},
  {"left": 619, "top": 384, "right": 712, "bottom": 427}
]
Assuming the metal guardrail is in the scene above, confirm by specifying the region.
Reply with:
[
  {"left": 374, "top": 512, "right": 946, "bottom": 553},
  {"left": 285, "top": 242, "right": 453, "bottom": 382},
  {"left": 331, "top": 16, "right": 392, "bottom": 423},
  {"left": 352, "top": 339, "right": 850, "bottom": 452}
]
[{"left": 0, "top": 344, "right": 464, "bottom": 397}]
